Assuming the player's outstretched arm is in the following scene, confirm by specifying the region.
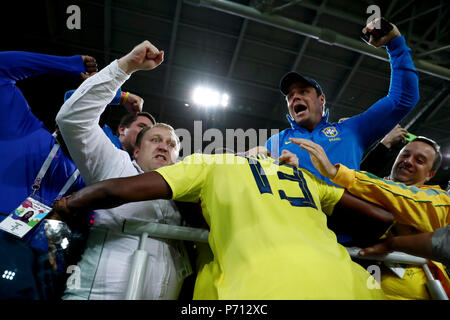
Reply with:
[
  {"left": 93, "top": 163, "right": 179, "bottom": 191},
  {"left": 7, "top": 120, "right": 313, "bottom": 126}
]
[
  {"left": 50, "top": 171, "right": 171, "bottom": 222},
  {"left": 335, "top": 190, "right": 393, "bottom": 225},
  {"left": 359, "top": 232, "right": 433, "bottom": 258}
]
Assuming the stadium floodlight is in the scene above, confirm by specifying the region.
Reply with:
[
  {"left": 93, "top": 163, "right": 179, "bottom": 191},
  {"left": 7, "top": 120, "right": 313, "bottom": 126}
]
[
  {"left": 192, "top": 86, "right": 229, "bottom": 108},
  {"left": 220, "top": 93, "right": 229, "bottom": 107}
]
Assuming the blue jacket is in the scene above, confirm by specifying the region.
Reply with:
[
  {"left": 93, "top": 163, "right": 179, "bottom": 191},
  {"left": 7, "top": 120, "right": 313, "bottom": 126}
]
[
  {"left": 266, "top": 36, "right": 420, "bottom": 186},
  {"left": 0, "top": 51, "right": 87, "bottom": 249}
]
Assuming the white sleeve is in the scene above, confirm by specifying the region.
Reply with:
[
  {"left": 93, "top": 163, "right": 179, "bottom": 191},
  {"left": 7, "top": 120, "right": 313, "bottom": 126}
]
[{"left": 56, "top": 60, "right": 132, "bottom": 185}]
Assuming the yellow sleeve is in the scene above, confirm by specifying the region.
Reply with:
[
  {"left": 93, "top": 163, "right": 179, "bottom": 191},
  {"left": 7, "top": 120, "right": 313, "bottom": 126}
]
[
  {"left": 303, "top": 170, "right": 344, "bottom": 216},
  {"left": 331, "top": 164, "right": 450, "bottom": 232},
  {"left": 155, "top": 153, "right": 210, "bottom": 203}
]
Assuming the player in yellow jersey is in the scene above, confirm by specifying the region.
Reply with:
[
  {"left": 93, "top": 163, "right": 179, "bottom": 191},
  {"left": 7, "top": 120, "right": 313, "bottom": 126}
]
[
  {"left": 291, "top": 137, "right": 450, "bottom": 300},
  {"left": 51, "top": 150, "right": 393, "bottom": 299}
]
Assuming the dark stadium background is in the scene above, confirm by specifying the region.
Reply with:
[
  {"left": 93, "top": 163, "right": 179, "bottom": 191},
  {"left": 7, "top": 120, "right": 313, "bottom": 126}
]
[{"left": 2, "top": 0, "right": 449, "bottom": 188}]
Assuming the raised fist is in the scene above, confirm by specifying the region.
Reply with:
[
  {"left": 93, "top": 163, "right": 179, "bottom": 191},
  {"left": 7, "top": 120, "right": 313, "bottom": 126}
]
[
  {"left": 81, "top": 55, "right": 97, "bottom": 80},
  {"left": 118, "top": 40, "right": 164, "bottom": 74}
]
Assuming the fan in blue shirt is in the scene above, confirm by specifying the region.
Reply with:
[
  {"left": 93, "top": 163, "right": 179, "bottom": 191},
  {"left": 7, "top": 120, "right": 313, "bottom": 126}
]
[
  {"left": 265, "top": 20, "right": 420, "bottom": 186},
  {"left": 265, "top": 20, "right": 420, "bottom": 246},
  {"left": 0, "top": 50, "right": 96, "bottom": 299}
]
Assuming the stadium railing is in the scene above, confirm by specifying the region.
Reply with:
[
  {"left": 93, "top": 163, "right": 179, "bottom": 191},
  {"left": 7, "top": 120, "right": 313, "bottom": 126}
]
[{"left": 122, "top": 222, "right": 448, "bottom": 300}]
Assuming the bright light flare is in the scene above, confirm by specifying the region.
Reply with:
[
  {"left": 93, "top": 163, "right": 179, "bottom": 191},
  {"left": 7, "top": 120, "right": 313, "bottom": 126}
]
[
  {"left": 220, "top": 93, "right": 229, "bottom": 107},
  {"left": 192, "top": 86, "right": 229, "bottom": 108}
]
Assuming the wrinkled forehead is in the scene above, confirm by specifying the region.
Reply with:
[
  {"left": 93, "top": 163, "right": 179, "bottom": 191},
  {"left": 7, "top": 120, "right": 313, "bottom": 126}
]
[{"left": 144, "top": 126, "right": 178, "bottom": 143}]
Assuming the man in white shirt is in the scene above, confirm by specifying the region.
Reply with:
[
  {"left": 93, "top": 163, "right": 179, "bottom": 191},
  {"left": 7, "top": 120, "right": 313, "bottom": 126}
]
[{"left": 56, "top": 40, "right": 189, "bottom": 300}]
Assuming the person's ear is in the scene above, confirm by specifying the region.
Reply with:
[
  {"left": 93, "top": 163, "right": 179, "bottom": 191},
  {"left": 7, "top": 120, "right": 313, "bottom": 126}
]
[
  {"left": 424, "top": 170, "right": 436, "bottom": 183},
  {"left": 320, "top": 94, "right": 326, "bottom": 106},
  {"left": 118, "top": 125, "right": 126, "bottom": 137},
  {"left": 320, "top": 94, "right": 326, "bottom": 115},
  {"left": 133, "top": 145, "right": 140, "bottom": 160}
]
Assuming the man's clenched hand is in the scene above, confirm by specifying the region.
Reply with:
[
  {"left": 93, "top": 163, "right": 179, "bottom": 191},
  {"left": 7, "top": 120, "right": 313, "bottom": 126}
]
[{"left": 118, "top": 40, "right": 164, "bottom": 74}]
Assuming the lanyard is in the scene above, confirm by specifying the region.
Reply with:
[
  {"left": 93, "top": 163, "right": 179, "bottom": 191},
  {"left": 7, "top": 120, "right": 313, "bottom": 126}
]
[
  {"left": 31, "top": 143, "right": 80, "bottom": 199},
  {"left": 55, "top": 169, "right": 80, "bottom": 200}
]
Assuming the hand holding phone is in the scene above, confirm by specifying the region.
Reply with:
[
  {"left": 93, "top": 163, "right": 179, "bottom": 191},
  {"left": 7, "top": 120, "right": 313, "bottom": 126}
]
[{"left": 361, "top": 17, "right": 397, "bottom": 47}]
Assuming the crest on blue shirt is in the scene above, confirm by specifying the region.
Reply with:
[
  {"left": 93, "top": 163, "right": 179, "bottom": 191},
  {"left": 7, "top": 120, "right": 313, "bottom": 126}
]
[{"left": 322, "top": 126, "right": 338, "bottom": 138}]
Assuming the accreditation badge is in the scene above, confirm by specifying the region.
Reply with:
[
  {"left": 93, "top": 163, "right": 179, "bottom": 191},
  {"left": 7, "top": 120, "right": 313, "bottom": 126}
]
[{"left": 0, "top": 195, "right": 52, "bottom": 238}]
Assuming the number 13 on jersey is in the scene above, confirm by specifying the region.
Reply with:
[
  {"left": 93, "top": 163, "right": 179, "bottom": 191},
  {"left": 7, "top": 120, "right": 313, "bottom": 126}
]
[{"left": 244, "top": 156, "right": 317, "bottom": 209}]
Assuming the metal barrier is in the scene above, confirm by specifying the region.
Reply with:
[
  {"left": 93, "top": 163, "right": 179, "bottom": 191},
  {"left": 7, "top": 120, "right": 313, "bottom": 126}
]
[
  {"left": 123, "top": 222, "right": 448, "bottom": 300},
  {"left": 123, "top": 221, "right": 209, "bottom": 243},
  {"left": 346, "top": 247, "right": 449, "bottom": 300},
  {"left": 124, "top": 232, "right": 149, "bottom": 300},
  {"left": 123, "top": 222, "right": 209, "bottom": 300}
]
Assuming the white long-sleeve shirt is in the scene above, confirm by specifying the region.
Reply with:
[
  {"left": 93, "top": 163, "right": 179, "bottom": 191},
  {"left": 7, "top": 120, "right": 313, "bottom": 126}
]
[{"left": 56, "top": 60, "right": 188, "bottom": 300}]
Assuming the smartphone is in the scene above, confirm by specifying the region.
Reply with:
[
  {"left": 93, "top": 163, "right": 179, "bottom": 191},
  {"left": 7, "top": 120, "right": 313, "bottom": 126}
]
[
  {"left": 405, "top": 132, "right": 417, "bottom": 142},
  {"left": 361, "top": 17, "right": 394, "bottom": 44}
]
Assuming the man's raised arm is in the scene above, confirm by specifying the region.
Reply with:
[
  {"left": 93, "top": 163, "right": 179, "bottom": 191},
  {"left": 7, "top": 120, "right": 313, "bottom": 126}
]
[
  {"left": 56, "top": 40, "right": 162, "bottom": 184},
  {"left": 0, "top": 51, "right": 94, "bottom": 84},
  {"left": 0, "top": 51, "right": 96, "bottom": 138},
  {"left": 346, "top": 19, "right": 420, "bottom": 149}
]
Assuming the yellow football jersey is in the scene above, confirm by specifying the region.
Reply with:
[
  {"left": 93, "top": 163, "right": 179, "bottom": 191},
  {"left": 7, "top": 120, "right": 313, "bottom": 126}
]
[{"left": 156, "top": 153, "right": 385, "bottom": 299}]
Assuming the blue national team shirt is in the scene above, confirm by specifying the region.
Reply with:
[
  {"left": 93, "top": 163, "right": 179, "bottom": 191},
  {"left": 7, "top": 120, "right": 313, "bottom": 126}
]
[
  {"left": 0, "top": 51, "right": 87, "bottom": 249},
  {"left": 266, "top": 36, "right": 420, "bottom": 186}
]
